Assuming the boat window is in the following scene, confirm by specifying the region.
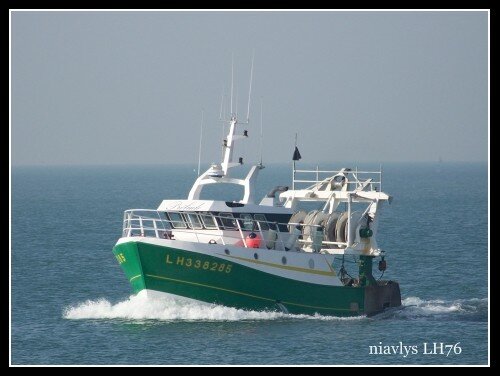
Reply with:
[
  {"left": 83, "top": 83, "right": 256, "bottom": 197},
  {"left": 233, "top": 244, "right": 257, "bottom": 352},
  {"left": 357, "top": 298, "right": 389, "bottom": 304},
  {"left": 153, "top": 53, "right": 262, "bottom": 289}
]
[
  {"left": 253, "top": 214, "right": 269, "bottom": 231},
  {"left": 239, "top": 214, "right": 254, "bottom": 231},
  {"left": 167, "top": 212, "right": 187, "bottom": 228},
  {"left": 163, "top": 213, "right": 173, "bottom": 229},
  {"left": 180, "top": 213, "right": 194, "bottom": 229},
  {"left": 186, "top": 213, "right": 203, "bottom": 230},
  {"left": 218, "top": 213, "right": 237, "bottom": 230},
  {"left": 199, "top": 213, "right": 218, "bottom": 229}
]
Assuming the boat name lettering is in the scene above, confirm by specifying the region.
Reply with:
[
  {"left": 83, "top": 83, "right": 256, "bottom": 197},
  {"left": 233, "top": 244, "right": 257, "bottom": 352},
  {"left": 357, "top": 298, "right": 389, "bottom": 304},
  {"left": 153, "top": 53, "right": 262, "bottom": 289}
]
[
  {"left": 166, "top": 254, "right": 232, "bottom": 273},
  {"left": 168, "top": 201, "right": 207, "bottom": 211}
]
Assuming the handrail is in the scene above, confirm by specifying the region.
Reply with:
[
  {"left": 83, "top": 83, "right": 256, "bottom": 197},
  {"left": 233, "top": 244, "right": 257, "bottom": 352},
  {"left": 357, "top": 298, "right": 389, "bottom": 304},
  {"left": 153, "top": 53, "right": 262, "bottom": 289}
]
[
  {"left": 235, "top": 217, "right": 248, "bottom": 248},
  {"left": 293, "top": 179, "right": 382, "bottom": 184},
  {"left": 292, "top": 168, "right": 383, "bottom": 193},
  {"left": 121, "top": 209, "right": 347, "bottom": 251},
  {"left": 294, "top": 169, "right": 381, "bottom": 174}
]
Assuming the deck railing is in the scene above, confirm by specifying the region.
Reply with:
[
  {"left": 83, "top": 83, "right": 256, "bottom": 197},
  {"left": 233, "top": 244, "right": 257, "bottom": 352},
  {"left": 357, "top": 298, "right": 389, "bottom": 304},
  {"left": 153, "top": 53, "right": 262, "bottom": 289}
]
[
  {"left": 122, "top": 209, "right": 349, "bottom": 251},
  {"left": 293, "top": 167, "right": 383, "bottom": 192}
]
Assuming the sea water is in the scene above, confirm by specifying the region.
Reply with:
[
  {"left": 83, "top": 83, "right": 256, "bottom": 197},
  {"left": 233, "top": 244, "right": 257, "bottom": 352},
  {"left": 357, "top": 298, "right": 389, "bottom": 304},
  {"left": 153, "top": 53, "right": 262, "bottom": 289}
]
[{"left": 11, "top": 162, "right": 488, "bottom": 365}]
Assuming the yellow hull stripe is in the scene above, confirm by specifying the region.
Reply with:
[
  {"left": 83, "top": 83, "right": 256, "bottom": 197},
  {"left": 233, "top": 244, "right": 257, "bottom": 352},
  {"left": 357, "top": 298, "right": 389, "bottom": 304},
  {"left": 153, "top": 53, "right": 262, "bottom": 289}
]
[
  {"left": 222, "top": 254, "right": 336, "bottom": 276},
  {"left": 145, "top": 274, "right": 349, "bottom": 312},
  {"left": 129, "top": 274, "right": 142, "bottom": 282}
]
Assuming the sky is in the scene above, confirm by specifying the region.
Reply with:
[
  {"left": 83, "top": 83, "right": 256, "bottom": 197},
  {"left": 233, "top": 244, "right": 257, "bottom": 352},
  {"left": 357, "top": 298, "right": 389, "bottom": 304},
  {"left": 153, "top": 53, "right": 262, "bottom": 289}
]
[{"left": 11, "top": 11, "right": 488, "bottom": 166}]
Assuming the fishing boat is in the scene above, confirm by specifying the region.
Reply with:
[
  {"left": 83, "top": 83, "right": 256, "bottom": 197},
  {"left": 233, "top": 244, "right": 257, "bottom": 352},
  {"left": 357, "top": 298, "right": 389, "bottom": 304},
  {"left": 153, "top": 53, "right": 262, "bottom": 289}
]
[{"left": 112, "top": 65, "right": 401, "bottom": 317}]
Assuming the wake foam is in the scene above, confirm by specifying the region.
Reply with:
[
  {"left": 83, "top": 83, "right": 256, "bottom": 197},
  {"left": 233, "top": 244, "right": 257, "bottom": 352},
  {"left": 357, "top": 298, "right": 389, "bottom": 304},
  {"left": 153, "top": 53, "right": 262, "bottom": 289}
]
[
  {"left": 63, "top": 293, "right": 487, "bottom": 322},
  {"left": 63, "top": 293, "right": 362, "bottom": 322},
  {"left": 397, "top": 296, "right": 488, "bottom": 320}
]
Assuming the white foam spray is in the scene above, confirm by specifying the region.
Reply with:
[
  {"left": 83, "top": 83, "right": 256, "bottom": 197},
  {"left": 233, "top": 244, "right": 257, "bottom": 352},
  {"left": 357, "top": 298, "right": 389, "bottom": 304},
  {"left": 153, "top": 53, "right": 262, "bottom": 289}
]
[
  {"left": 63, "top": 292, "right": 363, "bottom": 322},
  {"left": 63, "top": 293, "right": 486, "bottom": 322},
  {"left": 399, "top": 296, "right": 487, "bottom": 318}
]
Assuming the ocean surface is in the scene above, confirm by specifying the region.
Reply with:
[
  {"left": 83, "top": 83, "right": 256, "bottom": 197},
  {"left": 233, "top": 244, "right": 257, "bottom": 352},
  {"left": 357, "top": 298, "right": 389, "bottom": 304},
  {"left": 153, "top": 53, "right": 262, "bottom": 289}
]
[{"left": 11, "top": 162, "right": 488, "bottom": 365}]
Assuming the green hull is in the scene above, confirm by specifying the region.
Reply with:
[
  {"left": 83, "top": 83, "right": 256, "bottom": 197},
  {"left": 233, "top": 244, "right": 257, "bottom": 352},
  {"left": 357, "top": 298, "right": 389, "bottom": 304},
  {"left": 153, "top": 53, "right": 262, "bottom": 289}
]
[{"left": 113, "top": 241, "right": 400, "bottom": 316}]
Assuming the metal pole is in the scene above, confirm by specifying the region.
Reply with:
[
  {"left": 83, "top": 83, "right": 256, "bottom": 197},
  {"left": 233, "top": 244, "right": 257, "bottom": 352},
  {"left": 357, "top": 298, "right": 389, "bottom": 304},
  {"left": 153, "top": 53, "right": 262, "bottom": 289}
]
[
  {"left": 380, "top": 163, "right": 383, "bottom": 192},
  {"left": 235, "top": 219, "right": 248, "bottom": 248},
  {"left": 256, "top": 220, "right": 265, "bottom": 247},
  {"left": 153, "top": 219, "right": 159, "bottom": 239},
  {"left": 139, "top": 216, "right": 144, "bottom": 237},
  {"left": 347, "top": 193, "right": 352, "bottom": 246},
  {"left": 292, "top": 132, "right": 297, "bottom": 190}
]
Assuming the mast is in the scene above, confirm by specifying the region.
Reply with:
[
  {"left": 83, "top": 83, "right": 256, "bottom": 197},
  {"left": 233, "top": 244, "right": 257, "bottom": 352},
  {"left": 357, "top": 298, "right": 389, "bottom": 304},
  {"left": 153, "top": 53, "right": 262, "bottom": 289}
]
[
  {"left": 221, "top": 115, "right": 239, "bottom": 176},
  {"left": 292, "top": 133, "right": 302, "bottom": 190},
  {"left": 246, "top": 52, "right": 254, "bottom": 123},
  {"left": 259, "top": 97, "right": 263, "bottom": 166},
  {"left": 293, "top": 133, "right": 297, "bottom": 190},
  {"left": 188, "top": 54, "right": 261, "bottom": 204},
  {"left": 230, "top": 53, "right": 234, "bottom": 116}
]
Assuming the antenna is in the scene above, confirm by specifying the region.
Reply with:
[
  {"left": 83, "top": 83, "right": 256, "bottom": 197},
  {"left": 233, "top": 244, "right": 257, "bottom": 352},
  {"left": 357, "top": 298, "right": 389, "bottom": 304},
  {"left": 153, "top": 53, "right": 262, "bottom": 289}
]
[
  {"left": 219, "top": 89, "right": 224, "bottom": 120},
  {"left": 230, "top": 53, "right": 234, "bottom": 116},
  {"left": 197, "top": 109, "right": 204, "bottom": 176},
  {"left": 221, "top": 94, "right": 226, "bottom": 160},
  {"left": 246, "top": 52, "right": 254, "bottom": 122},
  {"left": 259, "top": 97, "right": 263, "bottom": 165},
  {"left": 235, "top": 87, "right": 238, "bottom": 117}
]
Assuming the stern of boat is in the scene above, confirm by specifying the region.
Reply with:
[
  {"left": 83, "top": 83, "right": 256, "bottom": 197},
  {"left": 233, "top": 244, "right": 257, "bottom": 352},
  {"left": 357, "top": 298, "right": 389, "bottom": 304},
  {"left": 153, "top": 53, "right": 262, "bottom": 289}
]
[{"left": 364, "top": 280, "right": 402, "bottom": 316}]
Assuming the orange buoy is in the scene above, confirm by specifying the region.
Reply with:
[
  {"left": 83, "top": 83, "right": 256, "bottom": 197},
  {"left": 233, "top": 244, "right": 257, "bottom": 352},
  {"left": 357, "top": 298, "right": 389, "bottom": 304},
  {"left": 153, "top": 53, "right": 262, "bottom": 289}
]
[{"left": 246, "top": 232, "right": 261, "bottom": 248}]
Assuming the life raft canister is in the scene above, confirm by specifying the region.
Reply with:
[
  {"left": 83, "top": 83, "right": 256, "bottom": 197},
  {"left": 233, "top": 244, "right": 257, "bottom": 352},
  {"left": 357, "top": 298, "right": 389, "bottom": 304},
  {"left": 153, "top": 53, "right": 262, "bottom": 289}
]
[{"left": 246, "top": 232, "right": 261, "bottom": 248}]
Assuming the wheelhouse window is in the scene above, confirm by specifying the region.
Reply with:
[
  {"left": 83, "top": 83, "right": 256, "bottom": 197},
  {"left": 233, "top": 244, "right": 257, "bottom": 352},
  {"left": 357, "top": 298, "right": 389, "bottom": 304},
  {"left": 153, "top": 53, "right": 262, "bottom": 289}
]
[
  {"left": 162, "top": 213, "right": 173, "bottom": 230},
  {"left": 186, "top": 213, "right": 203, "bottom": 230},
  {"left": 253, "top": 214, "right": 269, "bottom": 230},
  {"left": 239, "top": 213, "right": 254, "bottom": 231},
  {"left": 218, "top": 213, "right": 237, "bottom": 230},
  {"left": 199, "top": 213, "right": 218, "bottom": 229},
  {"left": 167, "top": 212, "right": 187, "bottom": 228}
]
